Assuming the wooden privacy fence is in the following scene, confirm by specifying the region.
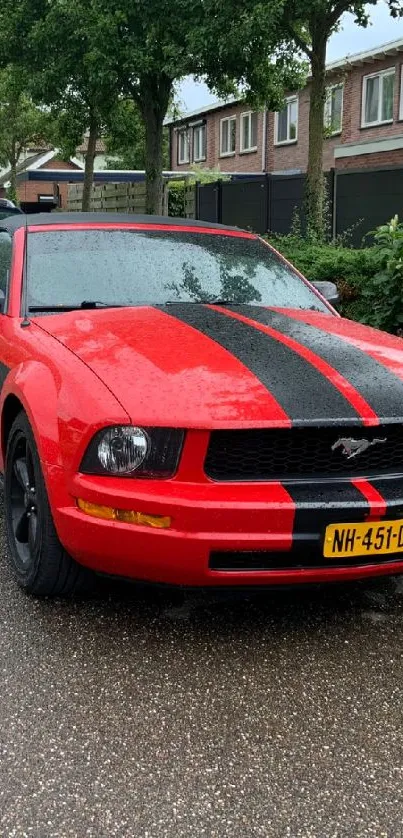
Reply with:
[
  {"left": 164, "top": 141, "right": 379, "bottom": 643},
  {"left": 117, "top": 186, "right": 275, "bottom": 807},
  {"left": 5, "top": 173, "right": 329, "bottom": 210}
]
[
  {"left": 184, "top": 184, "right": 196, "bottom": 218},
  {"left": 67, "top": 181, "right": 169, "bottom": 214}
]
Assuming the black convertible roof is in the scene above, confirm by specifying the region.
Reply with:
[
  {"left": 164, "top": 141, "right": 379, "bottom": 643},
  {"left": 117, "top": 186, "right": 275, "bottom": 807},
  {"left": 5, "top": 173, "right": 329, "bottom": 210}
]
[{"left": 0, "top": 212, "right": 244, "bottom": 234}]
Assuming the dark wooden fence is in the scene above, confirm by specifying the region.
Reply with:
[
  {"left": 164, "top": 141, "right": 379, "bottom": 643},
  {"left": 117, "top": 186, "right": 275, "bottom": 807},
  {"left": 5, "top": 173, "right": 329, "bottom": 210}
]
[
  {"left": 334, "top": 166, "right": 403, "bottom": 244},
  {"left": 192, "top": 166, "right": 403, "bottom": 245}
]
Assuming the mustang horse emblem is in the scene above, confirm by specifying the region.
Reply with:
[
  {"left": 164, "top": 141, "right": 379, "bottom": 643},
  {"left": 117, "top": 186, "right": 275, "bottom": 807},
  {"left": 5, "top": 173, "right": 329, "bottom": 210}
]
[{"left": 331, "top": 437, "right": 387, "bottom": 460}]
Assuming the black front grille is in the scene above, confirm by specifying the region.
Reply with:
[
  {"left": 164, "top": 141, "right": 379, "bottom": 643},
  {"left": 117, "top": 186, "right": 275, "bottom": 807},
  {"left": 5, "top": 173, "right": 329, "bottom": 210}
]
[{"left": 205, "top": 425, "right": 403, "bottom": 481}]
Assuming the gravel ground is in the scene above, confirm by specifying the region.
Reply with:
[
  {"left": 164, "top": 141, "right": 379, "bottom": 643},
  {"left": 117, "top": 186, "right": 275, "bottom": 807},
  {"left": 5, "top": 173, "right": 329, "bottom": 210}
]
[{"left": 1, "top": 495, "right": 403, "bottom": 837}]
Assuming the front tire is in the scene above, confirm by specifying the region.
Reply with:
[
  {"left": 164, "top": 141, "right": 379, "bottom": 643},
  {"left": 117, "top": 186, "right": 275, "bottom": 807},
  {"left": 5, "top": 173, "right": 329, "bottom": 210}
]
[{"left": 5, "top": 412, "right": 92, "bottom": 596}]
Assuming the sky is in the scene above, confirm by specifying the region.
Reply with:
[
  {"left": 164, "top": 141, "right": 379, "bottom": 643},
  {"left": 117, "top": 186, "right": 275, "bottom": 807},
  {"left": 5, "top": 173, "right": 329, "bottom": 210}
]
[{"left": 177, "top": 2, "right": 403, "bottom": 112}]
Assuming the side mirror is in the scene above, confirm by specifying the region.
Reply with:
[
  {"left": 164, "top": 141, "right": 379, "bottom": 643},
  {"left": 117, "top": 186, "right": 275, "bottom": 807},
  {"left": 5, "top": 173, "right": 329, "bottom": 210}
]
[
  {"left": 0, "top": 289, "right": 5, "bottom": 313},
  {"left": 312, "top": 280, "right": 339, "bottom": 307}
]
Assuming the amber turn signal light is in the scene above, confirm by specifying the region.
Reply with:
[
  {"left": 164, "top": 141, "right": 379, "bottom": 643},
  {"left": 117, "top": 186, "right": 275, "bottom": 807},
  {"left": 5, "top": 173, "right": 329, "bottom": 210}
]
[{"left": 77, "top": 499, "right": 171, "bottom": 529}]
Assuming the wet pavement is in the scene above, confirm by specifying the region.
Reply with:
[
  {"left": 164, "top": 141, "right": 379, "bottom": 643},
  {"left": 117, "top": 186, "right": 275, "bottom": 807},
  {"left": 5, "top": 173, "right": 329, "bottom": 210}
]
[{"left": 1, "top": 499, "right": 403, "bottom": 837}]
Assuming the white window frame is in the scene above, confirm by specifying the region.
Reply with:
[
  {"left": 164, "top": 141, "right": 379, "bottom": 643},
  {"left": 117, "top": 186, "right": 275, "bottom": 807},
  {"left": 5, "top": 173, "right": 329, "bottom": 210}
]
[
  {"left": 399, "top": 65, "right": 403, "bottom": 120},
  {"left": 240, "top": 111, "right": 258, "bottom": 153},
  {"left": 324, "top": 84, "right": 344, "bottom": 136},
  {"left": 193, "top": 123, "right": 206, "bottom": 162},
  {"left": 177, "top": 128, "right": 190, "bottom": 165},
  {"left": 220, "top": 116, "right": 236, "bottom": 157},
  {"left": 361, "top": 67, "right": 395, "bottom": 128},
  {"left": 274, "top": 96, "right": 298, "bottom": 146}
]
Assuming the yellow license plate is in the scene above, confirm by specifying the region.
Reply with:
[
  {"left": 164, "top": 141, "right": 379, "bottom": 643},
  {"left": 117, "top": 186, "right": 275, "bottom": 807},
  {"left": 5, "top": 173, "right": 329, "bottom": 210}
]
[{"left": 324, "top": 519, "right": 403, "bottom": 559}]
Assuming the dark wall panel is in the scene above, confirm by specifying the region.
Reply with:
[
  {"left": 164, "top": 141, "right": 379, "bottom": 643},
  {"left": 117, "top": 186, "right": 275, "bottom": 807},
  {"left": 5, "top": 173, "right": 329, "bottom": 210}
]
[
  {"left": 198, "top": 183, "right": 220, "bottom": 224},
  {"left": 269, "top": 174, "right": 306, "bottom": 234},
  {"left": 192, "top": 166, "right": 403, "bottom": 245},
  {"left": 221, "top": 177, "right": 268, "bottom": 233},
  {"left": 335, "top": 167, "right": 403, "bottom": 246}
]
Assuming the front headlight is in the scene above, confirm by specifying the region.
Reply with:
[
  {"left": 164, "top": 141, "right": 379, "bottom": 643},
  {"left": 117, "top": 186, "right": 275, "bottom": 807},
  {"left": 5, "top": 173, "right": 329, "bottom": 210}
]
[
  {"left": 80, "top": 426, "right": 184, "bottom": 478},
  {"left": 98, "top": 426, "right": 149, "bottom": 474}
]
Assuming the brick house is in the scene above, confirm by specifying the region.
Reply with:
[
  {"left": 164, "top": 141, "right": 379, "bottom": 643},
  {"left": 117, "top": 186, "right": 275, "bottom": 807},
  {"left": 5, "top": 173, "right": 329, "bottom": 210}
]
[
  {"left": 0, "top": 149, "right": 83, "bottom": 211},
  {"left": 167, "top": 36, "right": 403, "bottom": 176}
]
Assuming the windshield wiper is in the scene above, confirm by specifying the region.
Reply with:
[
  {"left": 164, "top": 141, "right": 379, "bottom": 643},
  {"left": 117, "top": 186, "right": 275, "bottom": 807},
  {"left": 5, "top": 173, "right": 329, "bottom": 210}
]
[{"left": 29, "top": 301, "right": 125, "bottom": 312}]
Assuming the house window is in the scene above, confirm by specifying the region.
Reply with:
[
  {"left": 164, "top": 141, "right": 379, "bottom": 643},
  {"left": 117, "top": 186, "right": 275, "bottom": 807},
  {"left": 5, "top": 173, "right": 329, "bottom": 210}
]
[
  {"left": 240, "top": 112, "right": 258, "bottom": 152},
  {"left": 178, "top": 129, "right": 190, "bottom": 164},
  {"left": 324, "top": 84, "right": 343, "bottom": 135},
  {"left": 399, "top": 65, "right": 403, "bottom": 120},
  {"left": 362, "top": 68, "right": 395, "bottom": 127},
  {"left": 193, "top": 124, "right": 206, "bottom": 162},
  {"left": 275, "top": 97, "right": 298, "bottom": 145},
  {"left": 220, "top": 116, "right": 236, "bottom": 156}
]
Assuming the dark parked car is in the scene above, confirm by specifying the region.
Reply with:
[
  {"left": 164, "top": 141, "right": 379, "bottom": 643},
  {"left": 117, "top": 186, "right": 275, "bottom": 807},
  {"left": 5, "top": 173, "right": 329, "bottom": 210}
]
[{"left": 0, "top": 199, "right": 23, "bottom": 221}]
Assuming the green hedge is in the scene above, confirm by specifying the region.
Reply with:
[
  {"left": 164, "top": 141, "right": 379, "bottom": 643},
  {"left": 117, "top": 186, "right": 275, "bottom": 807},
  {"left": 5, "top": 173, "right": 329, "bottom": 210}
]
[
  {"left": 168, "top": 181, "right": 186, "bottom": 217},
  {"left": 267, "top": 235, "right": 384, "bottom": 323}
]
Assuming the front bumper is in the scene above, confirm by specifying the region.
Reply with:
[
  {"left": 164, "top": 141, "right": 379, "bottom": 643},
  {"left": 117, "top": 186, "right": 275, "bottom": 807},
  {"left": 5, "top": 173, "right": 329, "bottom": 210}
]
[{"left": 48, "top": 466, "right": 403, "bottom": 587}]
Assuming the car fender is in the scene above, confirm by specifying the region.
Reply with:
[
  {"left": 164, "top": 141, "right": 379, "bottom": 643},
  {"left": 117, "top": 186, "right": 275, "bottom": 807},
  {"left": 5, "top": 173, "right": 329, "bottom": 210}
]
[
  {"left": 1, "top": 360, "right": 61, "bottom": 471},
  {"left": 0, "top": 358, "right": 130, "bottom": 509}
]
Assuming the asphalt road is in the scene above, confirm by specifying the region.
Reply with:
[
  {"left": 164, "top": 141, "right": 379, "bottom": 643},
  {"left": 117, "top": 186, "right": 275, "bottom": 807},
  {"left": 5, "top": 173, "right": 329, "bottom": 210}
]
[{"left": 1, "top": 497, "right": 403, "bottom": 837}]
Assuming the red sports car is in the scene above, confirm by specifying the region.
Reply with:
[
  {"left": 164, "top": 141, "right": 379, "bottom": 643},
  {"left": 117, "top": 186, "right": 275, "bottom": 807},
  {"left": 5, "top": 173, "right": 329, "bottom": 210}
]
[{"left": 1, "top": 212, "right": 403, "bottom": 596}]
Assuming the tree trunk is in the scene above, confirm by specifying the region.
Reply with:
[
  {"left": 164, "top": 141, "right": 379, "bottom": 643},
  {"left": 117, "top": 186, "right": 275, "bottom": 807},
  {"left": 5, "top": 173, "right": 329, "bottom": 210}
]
[
  {"left": 306, "top": 32, "right": 327, "bottom": 238},
  {"left": 143, "top": 104, "right": 164, "bottom": 214},
  {"left": 82, "top": 114, "right": 98, "bottom": 212},
  {"left": 141, "top": 77, "right": 172, "bottom": 215},
  {"left": 8, "top": 142, "right": 18, "bottom": 205},
  {"left": 9, "top": 161, "right": 17, "bottom": 204}
]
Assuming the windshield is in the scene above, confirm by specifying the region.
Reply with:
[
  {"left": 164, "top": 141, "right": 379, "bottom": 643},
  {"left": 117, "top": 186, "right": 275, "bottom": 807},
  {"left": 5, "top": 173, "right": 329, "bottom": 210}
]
[{"left": 26, "top": 228, "right": 329, "bottom": 313}]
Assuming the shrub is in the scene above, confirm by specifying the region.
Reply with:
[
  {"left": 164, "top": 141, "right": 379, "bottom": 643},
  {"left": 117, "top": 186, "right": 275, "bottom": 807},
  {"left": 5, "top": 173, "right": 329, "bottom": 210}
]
[
  {"left": 187, "top": 165, "right": 230, "bottom": 185},
  {"left": 167, "top": 180, "right": 186, "bottom": 217},
  {"left": 267, "top": 233, "right": 384, "bottom": 323},
  {"left": 359, "top": 215, "right": 403, "bottom": 334}
]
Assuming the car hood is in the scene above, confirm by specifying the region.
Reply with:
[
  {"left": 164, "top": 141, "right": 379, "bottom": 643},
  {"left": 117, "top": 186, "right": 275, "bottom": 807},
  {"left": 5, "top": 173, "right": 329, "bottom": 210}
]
[{"left": 35, "top": 304, "right": 403, "bottom": 429}]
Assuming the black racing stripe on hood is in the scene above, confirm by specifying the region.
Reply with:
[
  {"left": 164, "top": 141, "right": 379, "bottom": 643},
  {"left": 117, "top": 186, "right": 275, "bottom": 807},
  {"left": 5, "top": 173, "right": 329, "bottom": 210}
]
[
  {"left": 240, "top": 306, "right": 403, "bottom": 419},
  {"left": 160, "top": 304, "right": 361, "bottom": 424}
]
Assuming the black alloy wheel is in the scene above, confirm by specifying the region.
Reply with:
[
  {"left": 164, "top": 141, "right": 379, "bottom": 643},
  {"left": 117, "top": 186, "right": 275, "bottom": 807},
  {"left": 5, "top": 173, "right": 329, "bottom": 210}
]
[
  {"left": 5, "top": 412, "right": 93, "bottom": 596},
  {"left": 8, "top": 430, "right": 39, "bottom": 571}
]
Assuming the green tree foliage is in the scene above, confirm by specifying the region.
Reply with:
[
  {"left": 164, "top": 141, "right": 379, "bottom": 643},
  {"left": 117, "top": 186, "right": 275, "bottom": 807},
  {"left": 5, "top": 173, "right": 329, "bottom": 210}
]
[
  {"left": 0, "top": 0, "right": 120, "bottom": 210},
  {"left": 105, "top": 100, "right": 146, "bottom": 170},
  {"left": 0, "top": 66, "right": 52, "bottom": 202},
  {"left": 104, "top": 99, "right": 170, "bottom": 171}
]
